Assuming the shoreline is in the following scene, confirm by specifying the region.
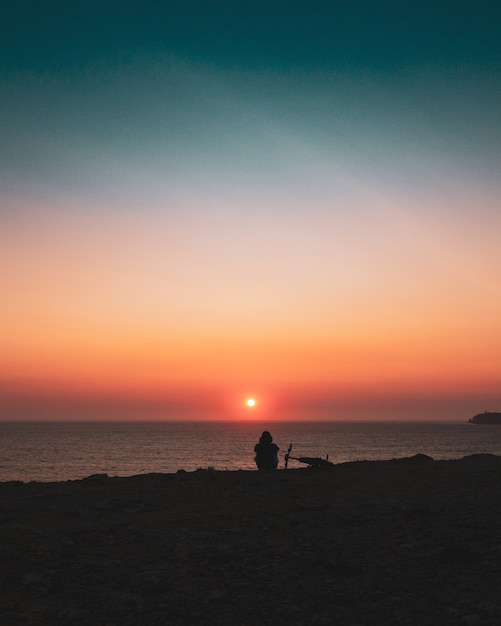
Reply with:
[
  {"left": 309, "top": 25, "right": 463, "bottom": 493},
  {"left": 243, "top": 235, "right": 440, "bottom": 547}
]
[
  {"left": 2, "top": 454, "right": 501, "bottom": 624},
  {"left": 0, "top": 451, "right": 496, "bottom": 485}
]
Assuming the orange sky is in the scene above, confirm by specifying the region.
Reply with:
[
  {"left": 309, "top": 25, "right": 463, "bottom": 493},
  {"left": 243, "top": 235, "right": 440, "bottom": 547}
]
[{"left": 2, "top": 191, "right": 501, "bottom": 421}]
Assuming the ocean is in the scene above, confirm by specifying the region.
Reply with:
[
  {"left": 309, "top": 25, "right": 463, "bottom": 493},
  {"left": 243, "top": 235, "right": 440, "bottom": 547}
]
[{"left": 1, "top": 420, "right": 501, "bottom": 483}]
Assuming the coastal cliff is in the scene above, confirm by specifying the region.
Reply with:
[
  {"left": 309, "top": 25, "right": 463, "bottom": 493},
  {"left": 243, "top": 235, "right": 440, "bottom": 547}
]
[
  {"left": 2, "top": 455, "right": 501, "bottom": 625},
  {"left": 469, "top": 412, "right": 501, "bottom": 424}
]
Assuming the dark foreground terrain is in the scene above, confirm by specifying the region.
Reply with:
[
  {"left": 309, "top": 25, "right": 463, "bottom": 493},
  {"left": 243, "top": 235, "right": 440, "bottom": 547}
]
[{"left": 1, "top": 454, "right": 501, "bottom": 625}]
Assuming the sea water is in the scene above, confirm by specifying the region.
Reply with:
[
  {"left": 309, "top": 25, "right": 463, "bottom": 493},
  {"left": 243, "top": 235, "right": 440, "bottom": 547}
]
[{"left": 1, "top": 420, "right": 501, "bottom": 483}]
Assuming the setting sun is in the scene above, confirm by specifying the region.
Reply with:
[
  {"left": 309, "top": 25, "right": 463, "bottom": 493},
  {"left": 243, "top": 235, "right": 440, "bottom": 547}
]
[{"left": 246, "top": 398, "right": 256, "bottom": 408}]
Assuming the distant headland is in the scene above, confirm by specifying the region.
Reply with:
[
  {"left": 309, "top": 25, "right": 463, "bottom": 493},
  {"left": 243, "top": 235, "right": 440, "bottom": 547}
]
[{"left": 469, "top": 411, "right": 501, "bottom": 424}]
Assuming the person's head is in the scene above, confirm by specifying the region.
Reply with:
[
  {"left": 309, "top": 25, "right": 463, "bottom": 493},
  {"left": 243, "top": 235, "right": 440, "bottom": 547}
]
[{"left": 259, "top": 431, "right": 273, "bottom": 444}]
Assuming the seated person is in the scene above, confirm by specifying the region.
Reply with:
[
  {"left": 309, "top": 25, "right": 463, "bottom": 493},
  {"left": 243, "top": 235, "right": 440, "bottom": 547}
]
[{"left": 254, "top": 431, "right": 279, "bottom": 470}]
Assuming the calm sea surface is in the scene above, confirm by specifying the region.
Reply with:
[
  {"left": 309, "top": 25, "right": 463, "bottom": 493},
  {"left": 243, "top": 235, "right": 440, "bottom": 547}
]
[{"left": 1, "top": 420, "right": 501, "bottom": 483}]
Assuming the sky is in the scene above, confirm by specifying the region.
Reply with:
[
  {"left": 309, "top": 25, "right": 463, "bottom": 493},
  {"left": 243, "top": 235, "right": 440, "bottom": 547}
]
[{"left": 1, "top": 0, "right": 501, "bottom": 421}]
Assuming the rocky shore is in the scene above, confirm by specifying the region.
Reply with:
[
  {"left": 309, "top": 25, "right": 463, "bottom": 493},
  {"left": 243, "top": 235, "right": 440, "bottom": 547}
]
[{"left": 1, "top": 454, "right": 501, "bottom": 625}]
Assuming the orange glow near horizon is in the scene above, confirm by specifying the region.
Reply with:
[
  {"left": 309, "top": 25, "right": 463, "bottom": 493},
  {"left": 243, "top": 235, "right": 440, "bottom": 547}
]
[{"left": 2, "top": 200, "right": 501, "bottom": 421}]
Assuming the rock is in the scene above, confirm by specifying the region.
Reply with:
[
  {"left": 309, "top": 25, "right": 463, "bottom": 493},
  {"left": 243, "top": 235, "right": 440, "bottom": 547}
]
[
  {"left": 82, "top": 473, "right": 109, "bottom": 482},
  {"left": 391, "top": 453, "right": 434, "bottom": 463}
]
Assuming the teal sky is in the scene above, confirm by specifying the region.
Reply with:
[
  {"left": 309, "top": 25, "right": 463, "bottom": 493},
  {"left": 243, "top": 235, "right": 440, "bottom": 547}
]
[
  {"left": 2, "top": 0, "right": 500, "bottom": 200},
  {"left": 2, "top": 1, "right": 500, "bottom": 72},
  {"left": 2, "top": 1, "right": 501, "bottom": 420}
]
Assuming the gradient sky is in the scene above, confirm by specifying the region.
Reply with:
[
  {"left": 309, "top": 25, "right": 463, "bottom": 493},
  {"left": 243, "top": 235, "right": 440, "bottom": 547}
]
[{"left": 1, "top": 0, "right": 501, "bottom": 421}]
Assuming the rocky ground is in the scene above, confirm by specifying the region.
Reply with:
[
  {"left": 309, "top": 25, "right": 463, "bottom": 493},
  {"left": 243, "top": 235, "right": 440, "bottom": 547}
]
[{"left": 1, "top": 454, "right": 501, "bottom": 625}]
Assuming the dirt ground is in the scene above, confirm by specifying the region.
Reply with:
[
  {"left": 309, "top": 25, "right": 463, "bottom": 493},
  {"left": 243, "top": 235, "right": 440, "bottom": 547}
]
[{"left": 1, "top": 454, "right": 501, "bottom": 625}]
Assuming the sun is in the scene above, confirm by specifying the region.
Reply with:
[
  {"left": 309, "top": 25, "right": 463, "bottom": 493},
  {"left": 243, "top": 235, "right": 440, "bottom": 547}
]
[{"left": 246, "top": 398, "right": 256, "bottom": 408}]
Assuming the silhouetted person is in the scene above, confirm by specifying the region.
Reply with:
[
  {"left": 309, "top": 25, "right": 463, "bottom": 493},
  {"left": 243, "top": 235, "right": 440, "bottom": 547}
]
[{"left": 254, "top": 431, "right": 279, "bottom": 470}]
